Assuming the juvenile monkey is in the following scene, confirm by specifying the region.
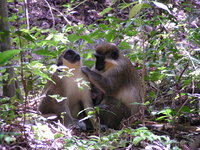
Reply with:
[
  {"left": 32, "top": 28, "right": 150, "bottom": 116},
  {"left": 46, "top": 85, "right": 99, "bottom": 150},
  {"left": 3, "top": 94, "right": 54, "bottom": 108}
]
[
  {"left": 38, "top": 49, "right": 94, "bottom": 129},
  {"left": 82, "top": 42, "right": 144, "bottom": 129}
]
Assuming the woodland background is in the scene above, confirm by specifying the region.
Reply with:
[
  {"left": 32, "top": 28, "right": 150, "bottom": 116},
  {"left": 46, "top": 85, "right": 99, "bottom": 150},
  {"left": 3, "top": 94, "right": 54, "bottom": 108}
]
[{"left": 0, "top": 0, "right": 199, "bottom": 149}]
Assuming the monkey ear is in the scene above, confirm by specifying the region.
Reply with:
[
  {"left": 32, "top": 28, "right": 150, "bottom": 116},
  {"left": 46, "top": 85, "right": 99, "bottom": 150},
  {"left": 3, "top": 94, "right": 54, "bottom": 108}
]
[{"left": 111, "top": 50, "right": 119, "bottom": 60}]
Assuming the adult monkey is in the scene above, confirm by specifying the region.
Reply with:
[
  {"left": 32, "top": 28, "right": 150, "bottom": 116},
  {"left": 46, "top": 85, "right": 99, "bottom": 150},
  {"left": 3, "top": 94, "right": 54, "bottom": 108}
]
[
  {"left": 38, "top": 49, "right": 95, "bottom": 130},
  {"left": 82, "top": 42, "right": 144, "bottom": 129}
]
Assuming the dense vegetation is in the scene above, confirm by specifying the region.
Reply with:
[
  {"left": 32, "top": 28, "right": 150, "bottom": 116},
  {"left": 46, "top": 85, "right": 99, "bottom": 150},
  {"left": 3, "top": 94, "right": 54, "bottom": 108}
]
[{"left": 0, "top": 0, "right": 199, "bottom": 149}]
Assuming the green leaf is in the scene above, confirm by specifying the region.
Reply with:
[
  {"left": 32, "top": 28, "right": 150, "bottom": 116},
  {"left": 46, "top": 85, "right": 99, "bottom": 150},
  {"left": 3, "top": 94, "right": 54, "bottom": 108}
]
[
  {"left": 129, "top": 3, "right": 143, "bottom": 19},
  {"left": 129, "top": 3, "right": 151, "bottom": 19},
  {"left": 105, "top": 30, "right": 115, "bottom": 42},
  {"left": 98, "top": 24, "right": 108, "bottom": 30},
  {"left": 152, "top": 1, "right": 171, "bottom": 14},
  {"left": 118, "top": 2, "right": 138, "bottom": 10},
  {"left": 33, "top": 49, "right": 55, "bottom": 56},
  {"left": 0, "top": 50, "right": 21, "bottom": 66},
  {"left": 119, "top": 41, "right": 131, "bottom": 49},
  {"left": 31, "top": 70, "right": 51, "bottom": 81},
  {"left": 133, "top": 136, "right": 143, "bottom": 145},
  {"left": 15, "top": 30, "right": 35, "bottom": 42},
  {"left": 81, "top": 35, "right": 93, "bottom": 43},
  {"left": 68, "top": 34, "right": 80, "bottom": 42},
  {"left": 100, "top": 7, "right": 113, "bottom": 16},
  {"left": 180, "top": 106, "right": 191, "bottom": 113},
  {"left": 96, "top": 32, "right": 105, "bottom": 38}
]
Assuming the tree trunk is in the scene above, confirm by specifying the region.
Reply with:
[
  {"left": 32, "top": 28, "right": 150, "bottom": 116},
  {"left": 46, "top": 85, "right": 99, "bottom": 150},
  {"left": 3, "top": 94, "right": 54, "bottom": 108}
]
[{"left": 0, "top": 0, "right": 16, "bottom": 97}]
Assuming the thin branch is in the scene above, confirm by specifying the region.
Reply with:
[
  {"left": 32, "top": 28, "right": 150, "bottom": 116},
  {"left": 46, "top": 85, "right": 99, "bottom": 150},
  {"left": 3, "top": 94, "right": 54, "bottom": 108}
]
[
  {"left": 43, "top": 0, "right": 55, "bottom": 29},
  {"left": 23, "top": 0, "right": 30, "bottom": 30},
  {"left": 71, "top": 0, "right": 87, "bottom": 11},
  {"left": 45, "top": 5, "right": 72, "bottom": 26}
]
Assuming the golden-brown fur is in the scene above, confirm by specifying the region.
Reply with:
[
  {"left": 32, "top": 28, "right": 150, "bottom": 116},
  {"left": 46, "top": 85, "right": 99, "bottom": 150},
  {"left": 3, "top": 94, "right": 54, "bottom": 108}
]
[{"left": 38, "top": 50, "right": 94, "bottom": 129}]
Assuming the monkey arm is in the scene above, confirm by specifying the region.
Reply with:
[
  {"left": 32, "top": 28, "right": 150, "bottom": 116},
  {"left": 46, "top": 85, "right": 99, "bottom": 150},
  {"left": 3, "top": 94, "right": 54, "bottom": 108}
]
[{"left": 81, "top": 66, "right": 114, "bottom": 95}]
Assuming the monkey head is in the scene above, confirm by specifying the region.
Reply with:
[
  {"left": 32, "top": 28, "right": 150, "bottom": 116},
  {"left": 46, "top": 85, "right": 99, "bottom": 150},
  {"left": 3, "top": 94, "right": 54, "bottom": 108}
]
[
  {"left": 57, "top": 49, "right": 81, "bottom": 70},
  {"left": 94, "top": 42, "right": 119, "bottom": 71}
]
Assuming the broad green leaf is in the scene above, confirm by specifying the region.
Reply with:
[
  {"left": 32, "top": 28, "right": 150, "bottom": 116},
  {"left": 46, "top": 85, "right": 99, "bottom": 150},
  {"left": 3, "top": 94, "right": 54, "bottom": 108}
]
[
  {"left": 180, "top": 106, "right": 191, "bottom": 113},
  {"left": 129, "top": 3, "right": 151, "bottom": 19},
  {"left": 98, "top": 24, "right": 108, "bottom": 30},
  {"left": 133, "top": 136, "right": 143, "bottom": 145},
  {"left": 129, "top": 3, "right": 143, "bottom": 19},
  {"left": 100, "top": 7, "right": 113, "bottom": 16},
  {"left": 0, "top": 50, "right": 21, "bottom": 66},
  {"left": 68, "top": 34, "right": 80, "bottom": 42},
  {"left": 15, "top": 30, "right": 35, "bottom": 42},
  {"left": 31, "top": 70, "right": 51, "bottom": 81},
  {"left": 152, "top": 1, "right": 171, "bottom": 14}
]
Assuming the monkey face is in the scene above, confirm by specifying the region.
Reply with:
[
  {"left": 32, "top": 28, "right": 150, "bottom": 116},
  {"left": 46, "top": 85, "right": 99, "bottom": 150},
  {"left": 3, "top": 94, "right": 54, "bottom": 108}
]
[
  {"left": 63, "top": 49, "right": 81, "bottom": 63},
  {"left": 94, "top": 53, "right": 105, "bottom": 71},
  {"left": 57, "top": 49, "right": 81, "bottom": 69},
  {"left": 94, "top": 49, "right": 119, "bottom": 71}
]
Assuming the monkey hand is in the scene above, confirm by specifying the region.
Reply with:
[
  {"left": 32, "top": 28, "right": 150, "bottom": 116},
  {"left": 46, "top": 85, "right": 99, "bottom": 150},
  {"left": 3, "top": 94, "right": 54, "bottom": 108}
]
[{"left": 81, "top": 66, "right": 91, "bottom": 75}]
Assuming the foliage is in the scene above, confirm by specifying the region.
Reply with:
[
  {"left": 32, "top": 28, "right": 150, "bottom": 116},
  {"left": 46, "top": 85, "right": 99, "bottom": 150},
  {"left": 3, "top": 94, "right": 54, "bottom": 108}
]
[
  {"left": 0, "top": 0, "right": 199, "bottom": 149},
  {"left": 63, "top": 127, "right": 178, "bottom": 149},
  {"left": 0, "top": 97, "right": 17, "bottom": 124}
]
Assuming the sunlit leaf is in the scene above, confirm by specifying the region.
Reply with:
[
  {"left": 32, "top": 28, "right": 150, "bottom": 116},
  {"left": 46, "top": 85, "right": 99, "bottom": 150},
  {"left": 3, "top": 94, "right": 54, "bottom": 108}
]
[
  {"left": 31, "top": 70, "right": 51, "bottom": 81},
  {"left": 4, "top": 136, "right": 16, "bottom": 144},
  {"left": 133, "top": 136, "right": 143, "bottom": 145}
]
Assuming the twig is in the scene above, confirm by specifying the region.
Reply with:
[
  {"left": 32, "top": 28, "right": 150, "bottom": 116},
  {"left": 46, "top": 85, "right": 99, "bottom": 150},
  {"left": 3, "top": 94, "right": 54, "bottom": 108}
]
[
  {"left": 172, "top": 62, "right": 189, "bottom": 136},
  {"left": 71, "top": 0, "right": 87, "bottom": 11},
  {"left": 141, "top": 32, "right": 147, "bottom": 126},
  {"left": 177, "top": 62, "right": 189, "bottom": 85},
  {"left": 45, "top": 5, "right": 72, "bottom": 26},
  {"left": 43, "top": 0, "right": 55, "bottom": 29},
  {"left": 23, "top": 0, "right": 30, "bottom": 30}
]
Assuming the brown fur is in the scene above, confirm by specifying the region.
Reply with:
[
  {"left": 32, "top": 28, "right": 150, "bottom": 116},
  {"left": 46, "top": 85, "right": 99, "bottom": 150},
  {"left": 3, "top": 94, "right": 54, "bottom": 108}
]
[{"left": 82, "top": 42, "right": 144, "bottom": 129}]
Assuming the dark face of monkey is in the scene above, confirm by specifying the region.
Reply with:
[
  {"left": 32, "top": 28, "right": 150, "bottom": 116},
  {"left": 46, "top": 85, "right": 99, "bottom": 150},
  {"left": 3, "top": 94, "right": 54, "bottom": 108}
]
[
  {"left": 63, "top": 49, "right": 80, "bottom": 63},
  {"left": 94, "top": 53, "right": 105, "bottom": 71},
  {"left": 94, "top": 45, "right": 119, "bottom": 71},
  {"left": 57, "top": 49, "right": 81, "bottom": 66}
]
